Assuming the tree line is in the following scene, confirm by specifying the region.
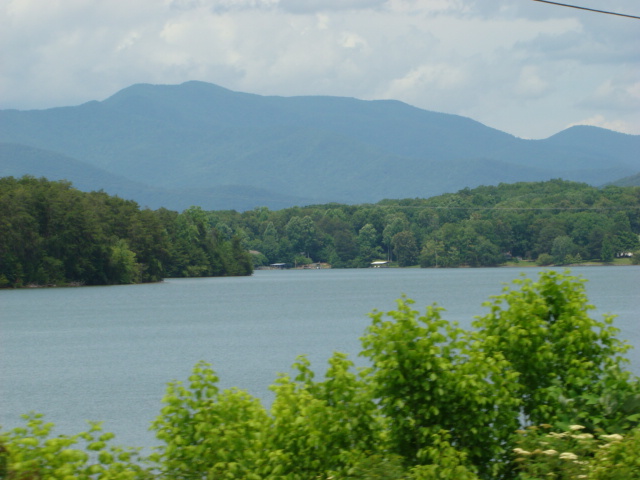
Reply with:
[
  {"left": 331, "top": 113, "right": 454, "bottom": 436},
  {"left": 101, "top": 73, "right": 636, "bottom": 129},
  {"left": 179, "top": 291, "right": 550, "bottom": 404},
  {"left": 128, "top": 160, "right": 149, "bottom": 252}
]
[
  {"left": 0, "top": 176, "right": 252, "bottom": 287},
  {"left": 197, "top": 179, "right": 640, "bottom": 268},
  {"left": 2, "top": 272, "right": 639, "bottom": 478},
  {"left": 2, "top": 177, "right": 639, "bottom": 287}
]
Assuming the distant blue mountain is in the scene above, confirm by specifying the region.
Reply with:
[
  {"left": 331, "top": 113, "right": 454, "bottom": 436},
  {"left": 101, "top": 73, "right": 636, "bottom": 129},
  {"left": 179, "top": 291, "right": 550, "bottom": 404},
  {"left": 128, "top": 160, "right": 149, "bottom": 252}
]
[{"left": 1, "top": 81, "right": 638, "bottom": 210}]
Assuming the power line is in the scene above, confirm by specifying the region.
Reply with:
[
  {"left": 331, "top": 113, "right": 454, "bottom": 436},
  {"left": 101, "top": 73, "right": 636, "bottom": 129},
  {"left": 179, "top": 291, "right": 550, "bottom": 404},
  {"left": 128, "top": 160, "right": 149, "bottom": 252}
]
[
  {"left": 531, "top": 0, "right": 640, "bottom": 19},
  {"left": 374, "top": 205, "right": 640, "bottom": 211}
]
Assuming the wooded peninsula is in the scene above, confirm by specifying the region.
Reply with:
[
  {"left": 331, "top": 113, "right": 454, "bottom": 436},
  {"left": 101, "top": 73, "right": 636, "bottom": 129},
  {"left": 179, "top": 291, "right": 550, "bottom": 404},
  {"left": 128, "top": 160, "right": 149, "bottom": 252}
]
[
  {"left": 1, "top": 176, "right": 639, "bottom": 287},
  {"left": 0, "top": 176, "right": 253, "bottom": 287}
]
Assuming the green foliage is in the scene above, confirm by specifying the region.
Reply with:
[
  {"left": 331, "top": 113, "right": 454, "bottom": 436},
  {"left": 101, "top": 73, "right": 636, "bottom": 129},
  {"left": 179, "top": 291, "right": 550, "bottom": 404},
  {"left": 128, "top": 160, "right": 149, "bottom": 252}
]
[
  {"left": 536, "top": 253, "right": 554, "bottom": 266},
  {"left": 250, "top": 250, "right": 269, "bottom": 267},
  {"left": 108, "top": 239, "right": 141, "bottom": 284},
  {"left": 357, "top": 223, "right": 384, "bottom": 265},
  {"left": 551, "top": 235, "right": 580, "bottom": 265},
  {"left": 391, "top": 231, "right": 418, "bottom": 266},
  {"left": 473, "top": 271, "right": 640, "bottom": 432},
  {"left": 346, "top": 454, "right": 408, "bottom": 479},
  {"left": 590, "top": 427, "right": 640, "bottom": 479},
  {"left": 418, "top": 239, "right": 444, "bottom": 268},
  {"left": 151, "top": 361, "right": 270, "bottom": 479},
  {"left": 356, "top": 270, "right": 639, "bottom": 477},
  {"left": 512, "top": 425, "right": 640, "bottom": 480},
  {"left": 383, "top": 215, "right": 409, "bottom": 262},
  {"left": 0, "top": 413, "right": 149, "bottom": 479},
  {"left": 195, "top": 180, "right": 640, "bottom": 268},
  {"left": 409, "top": 431, "right": 480, "bottom": 480},
  {"left": 0, "top": 176, "right": 253, "bottom": 287},
  {"left": 266, "top": 354, "right": 380, "bottom": 478},
  {"left": 285, "top": 215, "right": 318, "bottom": 259},
  {"left": 601, "top": 237, "right": 615, "bottom": 263},
  {"left": 2, "top": 271, "right": 638, "bottom": 479},
  {"left": 151, "top": 355, "right": 381, "bottom": 479},
  {"left": 361, "top": 298, "right": 520, "bottom": 478}
]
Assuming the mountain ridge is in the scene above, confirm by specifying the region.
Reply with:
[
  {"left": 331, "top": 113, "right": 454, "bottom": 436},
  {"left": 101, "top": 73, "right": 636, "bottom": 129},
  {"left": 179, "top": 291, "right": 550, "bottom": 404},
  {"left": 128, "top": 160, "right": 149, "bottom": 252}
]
[{"left": 1, "top": 81, "right": 638, "bottom": 210}]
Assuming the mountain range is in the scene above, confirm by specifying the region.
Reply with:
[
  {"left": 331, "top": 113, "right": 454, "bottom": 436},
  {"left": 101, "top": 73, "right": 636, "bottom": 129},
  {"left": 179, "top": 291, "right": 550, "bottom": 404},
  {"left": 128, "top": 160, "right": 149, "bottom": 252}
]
[{"left": 1, "top": 80, "right": 639, "bottom": 211}]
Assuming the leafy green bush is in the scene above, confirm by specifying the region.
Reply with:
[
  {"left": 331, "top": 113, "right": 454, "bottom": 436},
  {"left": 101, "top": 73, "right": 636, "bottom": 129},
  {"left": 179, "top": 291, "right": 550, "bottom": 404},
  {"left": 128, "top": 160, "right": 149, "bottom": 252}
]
[
  {"left": 0, "top": 413, "right": 149, "bottom": 479},
  {"left": 2, "top": 272, "right": 638, "bottom": 479},
  {"left": 536, "top": 253, "right": 553, "bottom": 266},
  {"left": 512, "top": 424, "right": 640, "bottom": 480}
]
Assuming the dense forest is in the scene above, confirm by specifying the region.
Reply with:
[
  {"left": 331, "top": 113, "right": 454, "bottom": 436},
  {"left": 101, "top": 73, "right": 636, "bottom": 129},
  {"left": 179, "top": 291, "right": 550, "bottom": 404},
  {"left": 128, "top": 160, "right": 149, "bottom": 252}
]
[
  {"left": 0, "top": 176, "right": 253, "bottom": 287},
  {"left": 2, "top": 177, "right": 639, "bottom": 287},
  {"left": 204, "top": 179, "right": 640, "bottom": 268},
  {"left": 2, "top": 272, "right": 639, "bottom": 479}
]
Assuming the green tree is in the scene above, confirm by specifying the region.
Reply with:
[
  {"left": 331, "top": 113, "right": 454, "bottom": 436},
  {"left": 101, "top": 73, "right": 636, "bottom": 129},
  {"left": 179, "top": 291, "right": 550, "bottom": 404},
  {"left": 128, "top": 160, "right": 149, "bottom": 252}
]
[
  {"left": 151, "top": 357, "right": 380, "bottom": 479},
  {"left": 391, "top": 230, "right": 418, "bottom": 266},
  {"left": 601, "top": 236, "right": 615, "bottom": 263},
  {"left": 225, "top": 236, "right": 254, "bottom": 276},
  {"left": 551, "top": 235, "right": 580, "bottom": 265},
  {"left": 267, "top": 354, "right": 381, "bottom": 478},
  {"left": 214, "top": 222, "right": 233, "bottom": 241},
  {"left": 467, "top": 236, "right": 504, "bottom": 267},
  {"left": 285, "top": 215, "right": 318, "bottom": 259},
  {"left": 612, "top": 230, "right": 640, "bottom": 255},
  {"left": 333, "top": 229, "right": 358, "bottom": 264},
  {"left": 151, "top": 363, "right": 270, "bottom": 479},
  {"left": 383, "top": 215, "right": 409, "bottom": 262},
  {"left": 166, "top": 206, "right": 252, "bottom": 278},
  {"left": 360, "top": 298, "right": 520, "bottom": 478},
  {"left": 532, "top": 219, "right": 568, "bottom": 258},
  {"left": 258, "top": 221, "right": 281, "bottom": 263},
  {"left": 108, "top": 239, "right": 141, "bottom": 284},
  {"left": 473, "top": 271, "right": 640, "bottom": 431},
  {"left": 418, "top": 238, "right": 445, "bottom": 268},
  {"left": 357, "top": 223, "right": 383, "bottom": 265},
  {"left": 0, "top": 413, "right": 149, "bottom": 479},
  {"left": 0, "top": 177, "right": 253, "bottom": 287},
  {"left": 536, "top": 252, "right": 554, "bottom": 266}
]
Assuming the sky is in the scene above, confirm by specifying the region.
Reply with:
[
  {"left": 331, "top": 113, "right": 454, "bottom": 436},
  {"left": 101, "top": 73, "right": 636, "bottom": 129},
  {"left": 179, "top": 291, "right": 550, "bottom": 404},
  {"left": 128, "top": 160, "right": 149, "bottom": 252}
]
[{"left": 1, "top": 0, "right": 639, "bottom": 139}]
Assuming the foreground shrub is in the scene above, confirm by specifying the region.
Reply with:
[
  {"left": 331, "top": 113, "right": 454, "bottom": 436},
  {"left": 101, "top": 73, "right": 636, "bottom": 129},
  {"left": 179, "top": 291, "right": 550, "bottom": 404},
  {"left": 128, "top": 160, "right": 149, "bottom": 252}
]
[
  {"left": 0, "top": 413, "right": 149, "bottom": 479},
  {"left": 2, "top": 271, "right": 639, "bottom": 479},
  {"left": 512, "top": 424, "right": 640, "bottom": 479}
]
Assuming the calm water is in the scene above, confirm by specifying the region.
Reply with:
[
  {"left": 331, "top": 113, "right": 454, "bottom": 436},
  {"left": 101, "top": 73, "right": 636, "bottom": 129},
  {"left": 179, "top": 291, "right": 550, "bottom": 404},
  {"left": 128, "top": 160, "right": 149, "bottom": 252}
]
[{"left": 1, "top": 266, "right": 638, "bottom": 448}]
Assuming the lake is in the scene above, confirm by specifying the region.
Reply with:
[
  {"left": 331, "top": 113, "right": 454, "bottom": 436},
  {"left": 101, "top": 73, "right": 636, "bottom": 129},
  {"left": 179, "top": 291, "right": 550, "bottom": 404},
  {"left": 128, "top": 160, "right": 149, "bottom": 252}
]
[{"left": 1, "top": 266, "right": 638, "bottom": 449}]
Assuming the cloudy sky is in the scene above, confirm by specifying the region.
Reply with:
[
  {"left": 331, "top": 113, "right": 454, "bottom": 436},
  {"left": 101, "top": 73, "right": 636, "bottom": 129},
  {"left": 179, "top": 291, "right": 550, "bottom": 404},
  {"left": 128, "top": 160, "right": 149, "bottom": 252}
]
[{"left": 2, "top": 0, "right": 639, "bottom": 138}]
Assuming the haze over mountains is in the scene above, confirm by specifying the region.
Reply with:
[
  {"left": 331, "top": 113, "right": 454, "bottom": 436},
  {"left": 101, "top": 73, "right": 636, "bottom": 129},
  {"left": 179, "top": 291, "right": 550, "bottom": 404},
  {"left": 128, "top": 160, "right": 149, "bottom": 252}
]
[{"left": 1, "top": 81, "right": 638, "bottom": 211}]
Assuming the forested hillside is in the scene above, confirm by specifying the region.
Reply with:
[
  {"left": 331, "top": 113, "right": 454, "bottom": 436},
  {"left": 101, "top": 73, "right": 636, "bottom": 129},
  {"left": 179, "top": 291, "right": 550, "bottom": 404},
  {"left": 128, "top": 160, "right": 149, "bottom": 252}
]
[
  {"left": 609, "top": 172, "right": 640, "bottom": 187},
  {"left": 2, "top": 177, "right": 639, "bottom": 288},
  {"left": 208, "top": 180, "right": 640, "bottom": 268},
  {"left": 0, "top": 176, "right": 252, "bottom": 287},
  {"left": 2, "top": 81, "right": 638, "bottom": 211}
]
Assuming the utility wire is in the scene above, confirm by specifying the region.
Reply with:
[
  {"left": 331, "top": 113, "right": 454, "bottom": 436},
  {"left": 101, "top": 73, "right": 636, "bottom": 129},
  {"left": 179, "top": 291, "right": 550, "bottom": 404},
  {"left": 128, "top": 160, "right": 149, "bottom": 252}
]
[
  {"left": 532, "top": 0, "right": 640, "bottom": 19},
  {"left": 371, "top": 205, "right": 640, "bottom": 211}
]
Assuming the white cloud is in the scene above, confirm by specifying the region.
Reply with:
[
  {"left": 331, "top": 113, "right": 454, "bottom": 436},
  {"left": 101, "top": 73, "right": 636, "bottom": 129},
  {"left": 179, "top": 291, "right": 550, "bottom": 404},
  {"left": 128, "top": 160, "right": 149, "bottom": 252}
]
[
  {"left": 341, "top": 32, "right": 368, "bottom": 50},
  {"left": 385, "top": 0, "right": 467, "bottom": 15},
  {"left": 278, "top": 0, "right": 386, "bottom": 14},
  {"left": 567, "top": 114, "right": 636, "bottom": 135},
  {"left": 383, "top": 64, "right": 467, "bottom": 106},
  {"left": 583, "top": 75, "right": 640, "bottom": 111},
  {"left": 515, "top": 66, "right": 550, "bottom": 98}
]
